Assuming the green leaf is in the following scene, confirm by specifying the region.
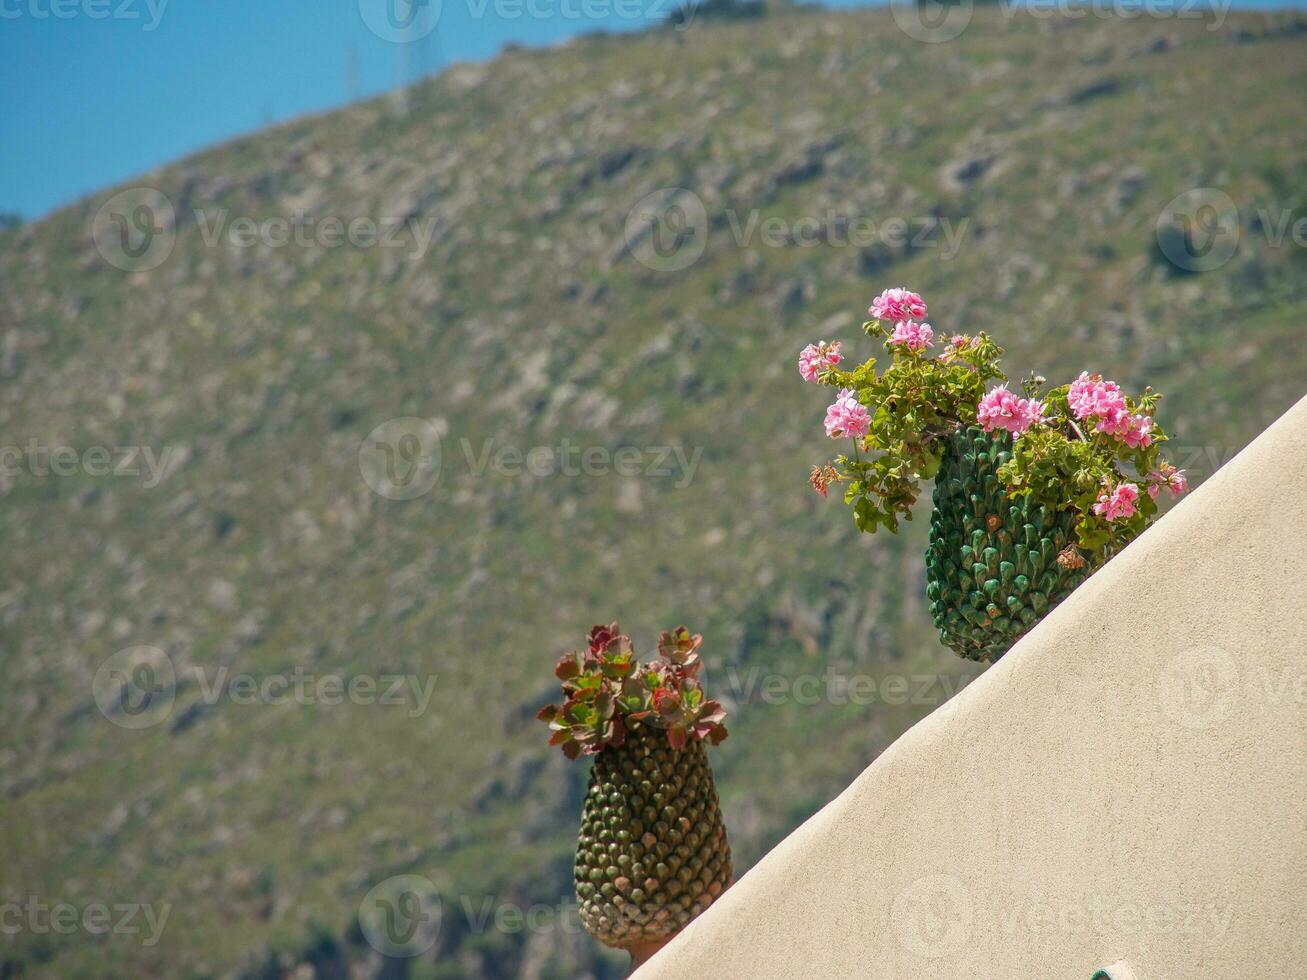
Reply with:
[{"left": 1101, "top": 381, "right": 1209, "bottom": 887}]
[{"left": 853, "top": 497, "right": 876, "bottom": 533}]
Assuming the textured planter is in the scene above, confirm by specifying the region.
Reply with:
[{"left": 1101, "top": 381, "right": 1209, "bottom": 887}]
[
  {"left": 574, "top": 722, "right": 731, "bottom": 954},
  {"left": 926, "top": 426, "right": 1099, "bottom": 661}
]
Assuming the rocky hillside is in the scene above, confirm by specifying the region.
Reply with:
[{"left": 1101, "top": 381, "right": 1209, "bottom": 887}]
[{"left": 2, "top": 6, "right": 1305, "bottom": 978}]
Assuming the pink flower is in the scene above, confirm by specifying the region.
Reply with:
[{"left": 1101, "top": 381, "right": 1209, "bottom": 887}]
[
  {"left": 1067, "top": 372, "right": 1127, "bottom": 422},
  {"left": 869, "top": 287, "right": 927, "bottom": 323},
  {"left": 1121, "top": 413, "right": 1153, "bottom": 449},
  {"left": 1093, "top": 482, "right": 1140, "bottom": 522},
  {"left": 1068, "top": 373, "right": 1153, "bottom": 447},
  {"left": 798, "top": 340, "right": 843, "bottom": 382},
  {"left": 824, "top": 388, "right": 871, "bottom": 440},
  {"left": 976, "top": 386, "right": 1046, "bottom": 437},
  {"left": 1095, "top": 407, "right": 1153, "bottom": 448},
  {"left": 1147, "top": 464, "right": 1189, "bottom": 500},
  {"left": 888, "top": 320, "right": 934, "bottom": 352},
  {"left": 1094, "top": 406, "right": 1129, "bottom": 437}
]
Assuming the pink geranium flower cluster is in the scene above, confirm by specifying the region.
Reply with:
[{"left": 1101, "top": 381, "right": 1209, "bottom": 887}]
[
  {"left": 798, "top": 340, "right": 843, "bottom": 382},
  {"left": 1096, "top": 409, "right": 1154, "bottom": 449},
  {"left": 1068, "top": 371, "right": 1153, "bottom": 448},
  {"left": 824, "top": 388, "right": 871, "bottom": 440},
  {"left": 869, "top": 287, "right": 927, "bottom": 323},
  {"left": 870, "top": 289, "right": 933, "bottom": 353},
  {"left": 1148, "top": 462, "right": 1190, "bottom": 500},
  {"left": 804, "top": 285, "right": 1191, "bottom": 556},
  {"left": 1067, "top": 372, "right": 1125, "bottom": 418},
  {"left": 889, "top": 320, "right": 934, "bottom": 352},
  {"left": 1093, "top": 482, "right": 1140, "bottom": 522},
  {"left": 977, "top": 385, "right": 1046, "bottom": 437}
]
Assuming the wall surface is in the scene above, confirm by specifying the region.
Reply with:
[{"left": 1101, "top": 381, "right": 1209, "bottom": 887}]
[{"left": 638, "top": 395, "right": 1307, "bottom": 980}]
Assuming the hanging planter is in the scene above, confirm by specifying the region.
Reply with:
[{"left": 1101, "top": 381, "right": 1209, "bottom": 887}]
[
  {"left": 539, "top": 624, "right": 731, "bottom": 968},
  {"left": 802, "top": 287, "right": 1191, "bottom": 661}
]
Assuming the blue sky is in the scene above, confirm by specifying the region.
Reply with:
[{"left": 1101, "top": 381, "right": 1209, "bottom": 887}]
[{"left": 1, "top": 0, "right": 1299, "bottom": 220}]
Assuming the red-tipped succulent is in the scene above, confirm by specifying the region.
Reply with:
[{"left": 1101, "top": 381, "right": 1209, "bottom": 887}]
[{"left": 538, "top": 623, "right": 728, "bottom": 758}]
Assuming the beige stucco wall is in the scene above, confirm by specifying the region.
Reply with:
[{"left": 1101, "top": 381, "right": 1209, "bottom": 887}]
[{"left": 639, "top": 395, "right": 1307, "bottom": 980}]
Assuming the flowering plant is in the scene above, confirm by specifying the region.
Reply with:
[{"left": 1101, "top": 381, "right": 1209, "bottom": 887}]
[
  {"left": 538, "top": 623, "right": 728, "bottom": 758},
  {"left": 802, "top": 287, "right": 1189, "bottom": 559}
]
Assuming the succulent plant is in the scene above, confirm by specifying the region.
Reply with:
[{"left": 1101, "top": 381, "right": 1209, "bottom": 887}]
[
  {"left": 540, "top": 624, "right": 732, "bottom": 953},
  {"left": 538, "top": 624, "right": 728, "bottom": 758}
]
